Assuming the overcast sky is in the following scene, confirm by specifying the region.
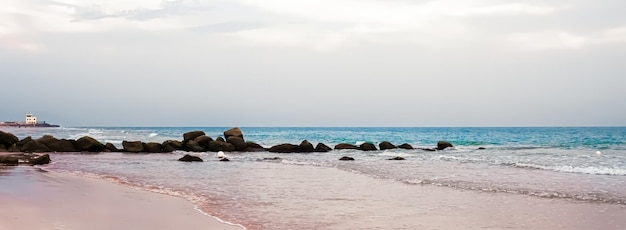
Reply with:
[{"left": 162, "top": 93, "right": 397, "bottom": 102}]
[{"left": 1, "top": 0, "right": 625, "bottom": 127}]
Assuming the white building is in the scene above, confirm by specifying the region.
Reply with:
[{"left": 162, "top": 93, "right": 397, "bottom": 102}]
[{"left": 25, "top": 114, "right": 37, "bottom": 125}]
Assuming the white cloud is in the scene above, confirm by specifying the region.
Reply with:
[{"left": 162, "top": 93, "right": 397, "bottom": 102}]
[{"left": 508, "top": 26, "right": 626, "bottom": 51}]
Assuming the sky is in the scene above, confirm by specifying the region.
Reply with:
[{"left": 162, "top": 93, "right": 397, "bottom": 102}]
[{"left": 1, "top": 0, "right": 625, "bottom": 127}]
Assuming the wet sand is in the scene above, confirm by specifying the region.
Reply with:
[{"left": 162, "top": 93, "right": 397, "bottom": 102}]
[{"left": 0, "top": 166, "right": 243, "bottom": 230}]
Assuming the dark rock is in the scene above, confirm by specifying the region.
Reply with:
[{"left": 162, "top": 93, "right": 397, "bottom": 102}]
[
  {"left": 0, "top": 144, "right": 6, "bottom": 152},
  {"left": 20, "top": 140, "right": 50, "bottom": 153},
  {"left": 143, "top": 142, "right": 163, "bottom": 153},
  {"left": 437, "top": 141, "right": 454, "bottom": 150},
  {"left": 162, "top": 140, "right": 183, "bottom": 152},
  {"left": 104, "top": 143, "right": 119, "bottom": 152},
  {"left": 183, "top": 131, "right": 205, "bottom": 142},
  {"left": 8, "top": 144, "right": 19, "bottom": 152},
  {"left": 227, "top": 136, "right": 247, "bottom": 151},
  {"left": 387, "top": 156, "right": 406, "bottom": 160},
  {"left": 16, "top": 136, "right": 33, "bottom": 149},
  {"left": 359, "top": 143, "right": 378, "bottom": 151},
  {"left": 30, "top": 154, "right": 51, "bottom": 165},
  {"left": 314, "top": 143, "right": 332, "bottom": 152},
  {"left": 184, "top": 140, "right": 206, "bottom": 152},
  {"left": 0, "top": 131, "right": 19, "bottom": 147},
  {"left": 263, "top": 157, "right": 282, "bottom": 161},
  {"left": 335, "top": 143, "right": 359, "bottom": 150},
  {"left": 478, "top": 147, "right": 486, "bottom": 150},
  {"left": 47, "top": 139, "right": 77, "bottom": 152},
  {"left": 178, "top": 154, "right": 203, "bottom": 162},
  {"left": 298, "top": 140, "right": 315, "bottom": 152},
  {"left": 35, "top": 135, "right": 58, "bottom": 148},
  {"left": 379, "top": 141, "right": 397, "bottom": 150},
  {"left": 268, "top": 143, "right": 299, "bottom": 153},
  {"left": 194, "top": 135, "right": 213, "bottom": 147},
  {"left": 207, "top": 141, "right": 235, "bottom": 152},
  {"left": 122, "top": 141, "right": 144, "bottom": 153},
  {"left": 0, "top": 155, "right": 18, "bottom": 165},
  {"left": 420, "top": 148, "right": 436, "bottom": 152},
  {"left": 219, "top": 158, "right": 230, "bottom": 162},
  {"left": 76, "top": 136, "right": 105, "bottom": 152},
  {"left": 224, "top": 127, "right": 244, "bottom": 142},
  {"left": 215, "top": 137, "right": 226, "bottom": 142},
  {"left": 243, "top": 142, "right": 266, "bottom": 152},
  {"left": 398, "top": 143, "right": 414, "bottom": 149},
  {"left": 339, "top": 156, "right": 355, "bottom": 161}
]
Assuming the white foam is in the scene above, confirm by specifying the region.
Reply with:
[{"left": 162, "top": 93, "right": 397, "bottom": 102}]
[
  {"left": 149, "top": 133, "right": 159, "bottom": 137},
  {"left": 547, "top": 165, "right": 626, "bottom": 176}
]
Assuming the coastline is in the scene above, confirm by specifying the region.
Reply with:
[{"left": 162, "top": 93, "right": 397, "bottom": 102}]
[{"left": 0, "top": 165, "right": 244, "bottom": 230}]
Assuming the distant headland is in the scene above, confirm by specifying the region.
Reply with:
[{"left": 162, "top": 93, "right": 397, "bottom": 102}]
[{"left": 0, "top": 114, "right": 59, "bottom": 128}]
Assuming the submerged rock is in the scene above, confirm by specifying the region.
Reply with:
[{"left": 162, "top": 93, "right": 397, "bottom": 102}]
[
  {"left": 437, "top": 141, "right": 454, "bottom": 150},
  {"left": 219, "top": 158, "right": 230, "bottom": 162},
  {"left": 0, "top": 155, "right": 18, "bottom": 166},
  {"left": 178, "top": 154, "right": 203, "bottom": 162},
  {"left": 268, "top": 143, "right": 299, "bottom": 153},
  {"left": 387, "top": 156, "right": 405, "bottom": 160},
  {"left": 30, "top": 154, "right": 51, "bottom": 165},
  {"left": 339, "top": 156, "right": 355, "bottom": 161}
]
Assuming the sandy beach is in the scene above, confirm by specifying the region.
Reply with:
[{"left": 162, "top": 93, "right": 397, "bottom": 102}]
[{"left": 0, "top": 165, "right": 243, "bottom": 230}]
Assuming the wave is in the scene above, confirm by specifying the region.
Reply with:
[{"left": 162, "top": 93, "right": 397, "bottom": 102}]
[
  {"left": 502, "top": 162, "right": 626, "bottom": 176},
  {"left": 149, "top": 133, "right": 159, "bottom": 137},
  {"left": 400, "top": 178, "right": 626, "bottom": 204}
]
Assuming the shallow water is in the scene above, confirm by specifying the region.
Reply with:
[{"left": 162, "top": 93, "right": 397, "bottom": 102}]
[{"left": 3, "top": 126, "right": 626, "bottom": 229}]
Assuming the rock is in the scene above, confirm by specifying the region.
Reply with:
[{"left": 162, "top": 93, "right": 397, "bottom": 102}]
[
  {"left": 398, "top": 143, "right": 414, "bottom": 149},
  {"left": 8, "top": 144, "right": 19, "bottom": 152},
  {"left": 437, "top": 141, "right": 454, "bottom": 150},
  {"left": 379, "top": 141, "right": 397, "bottom": 150},
  {"left": 420, "top": 148, "right": 436, "bottom": 152},
  {"left": 184, "top": 140, "right": 206, "bottom": 152},
  {"left": 387, "top": 156, "right": 406, "bottom": 160},
  {"left": 224, "top": 127, "right": 244, "bottom": 142},
  {"left": 20, "top": 140, "right": 50, "bottom": 153},
  {"left": 47, "top": 139, "right": 77, "bottom": 152},
  {"left": 75, "top": 136, "right": 105, "bottom": 152},
  {"left": 315, "top": 143, "right": 332, "bottom": 152},
  {"left": 335, "top": 143, "right": 359, "bottom": 150},
  {"left": 122, "top": 141, "right": 144, "bottom": 153},
  {"left": 359, "top": 143, "right": 377, "bottom": 151},
  {"left": 178, "top": 154, "right": 203, "bottom": 162},
  {"left": 215, "top": 137, "right": 226, "bottom": 142},
  {"left": 478, "top": 147, "right": 486, "bottom": 150},
  {"left": 263, "top": 157, "right": 282, "bottom": 161},
  {"left": 35, "top": 135, "right": 58, "bottom": 148},
  {"left": 194, "top": 135, "right": 213, "bottom": 147},
  {"left": 339, "top": 156, "right": 355, "bottom": 161},
  {"left": 0, "top": 144, "right": 6, "bottom": 152},
  {"left": 244, "top": 142, "right": 265, "bottom": 152},
  {"left": 314, "top": 143, "right": 332, "bottom": 152},
  {"left": 268, "top": 143, "right": 299, "bottom": 153},
  {"left": 207, "top": 141, "right": 235, "bottom": 152},
  {"left": 16, "top": 136, "right": 33, "bottom": 149},
  {"left": 226, "top": 136, "right": 247, "bottom": 151},
  {"left": 0, "top": 131, "right": 18, "bottom": 147},
  {"left": 143, "top": 142, "right": 163, "bottom": 153},
  {"left": 30, "top": 154, "right": 51, "bottom": 165},
  {"left": 183, "top": 131, "right": 205, "bottom": 142},
  {"left": 298, "top": 140, "right": 315, "bottom": 153},
  {"left": 162, "top": 140, "right": 183, "bottom": 152},
  {"left": 0, "top": 155, "right": 18, "bottom": 165},
  {"left": 104, "top": 143, "right": 119, "bottom": 152},
  {"left": 219, "top": 158, "right": 230, "bottom": 162}
]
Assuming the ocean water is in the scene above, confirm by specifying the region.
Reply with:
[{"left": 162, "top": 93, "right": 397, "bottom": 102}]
[{"left": 3, "top": 126, "right": 626, "bottom": 229}]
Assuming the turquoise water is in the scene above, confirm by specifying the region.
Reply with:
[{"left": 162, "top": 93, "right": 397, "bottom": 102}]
[{"left": 3, "top": 126, "right": 625, "bottom": 229}]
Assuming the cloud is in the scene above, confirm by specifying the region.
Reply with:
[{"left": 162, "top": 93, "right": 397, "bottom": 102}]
[{"left": 508, "top": 26, "right": 626, "bottom": 51}]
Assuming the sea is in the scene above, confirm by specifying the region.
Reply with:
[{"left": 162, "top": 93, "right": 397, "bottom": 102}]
[{"left": 3, "top": 126, "right": 626, "bottom": 229}]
